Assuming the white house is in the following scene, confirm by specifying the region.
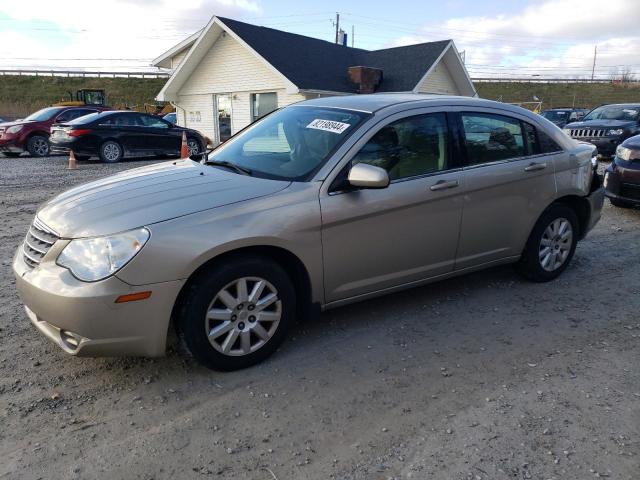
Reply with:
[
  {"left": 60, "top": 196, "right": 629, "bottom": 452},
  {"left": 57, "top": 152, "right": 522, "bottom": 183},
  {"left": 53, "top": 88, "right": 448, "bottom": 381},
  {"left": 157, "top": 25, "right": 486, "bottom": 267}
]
[{"left": 153, "top": 16, "right": 476, "bottom": 144}]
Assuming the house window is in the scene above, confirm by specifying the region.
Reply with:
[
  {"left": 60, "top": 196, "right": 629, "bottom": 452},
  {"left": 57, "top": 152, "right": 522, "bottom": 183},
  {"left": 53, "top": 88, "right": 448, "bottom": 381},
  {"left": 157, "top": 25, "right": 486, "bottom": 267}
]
[{"left": 251, "top": 92, "right": 278, "bottom": 122}]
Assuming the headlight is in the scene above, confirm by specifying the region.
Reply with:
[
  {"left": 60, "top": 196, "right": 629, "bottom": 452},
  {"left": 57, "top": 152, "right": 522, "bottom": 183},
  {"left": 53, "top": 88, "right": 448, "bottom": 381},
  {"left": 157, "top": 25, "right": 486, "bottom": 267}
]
[
  {"left": 563, "top": 128, "right": 572, "bottom": 136},
  {"left": 57, "top": 227, "right": 150, "bottom": 282},
  {"left": 616, "top": 145, "right": 640, "bottom": 161},
  {"left": 6, "top": 125, "right": 23, "bottom": 134},
  {"left": 616, "top": 145, "right": 631, "bottom": 160},
  {"left": 608, "top": 129, "right": 624, "bottom": 136}
]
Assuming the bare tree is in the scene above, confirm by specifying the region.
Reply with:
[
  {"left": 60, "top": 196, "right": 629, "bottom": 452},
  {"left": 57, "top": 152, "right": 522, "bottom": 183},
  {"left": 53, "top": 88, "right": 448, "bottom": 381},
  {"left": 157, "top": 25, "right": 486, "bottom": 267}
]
[{"left": 610, "top": 66, "right": 636, "bottom": 83}]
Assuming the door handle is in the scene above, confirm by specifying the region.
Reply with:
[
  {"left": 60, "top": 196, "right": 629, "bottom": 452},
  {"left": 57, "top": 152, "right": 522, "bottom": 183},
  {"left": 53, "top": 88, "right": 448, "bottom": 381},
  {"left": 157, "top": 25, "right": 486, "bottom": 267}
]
[
  {"left": 524, "top": 162, "right": 547, "bottom": 172},
  {"left": 429, "top": 180, "right": 459, "bottom": 191}
]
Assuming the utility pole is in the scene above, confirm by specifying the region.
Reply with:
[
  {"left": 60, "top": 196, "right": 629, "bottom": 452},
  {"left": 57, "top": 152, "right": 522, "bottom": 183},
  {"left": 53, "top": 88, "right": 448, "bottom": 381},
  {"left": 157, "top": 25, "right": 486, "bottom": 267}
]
[
  {"left": 591, "top": 45, "right": 597, "bottom": 81},
  {"left": 351, "top": 25, "right": 354, "bottom": 48},
  {"left": 334, "top": 12, "right": 340, "bottom": 44}
]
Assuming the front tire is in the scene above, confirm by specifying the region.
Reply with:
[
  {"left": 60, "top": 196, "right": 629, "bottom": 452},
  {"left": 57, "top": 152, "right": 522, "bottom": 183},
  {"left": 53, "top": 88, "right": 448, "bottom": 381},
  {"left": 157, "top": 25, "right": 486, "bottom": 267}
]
[
  {"left": 99, "top": 141, "right": 123, "bottom": 163},
  {"left": 187, "top": 137, "right": 201, "bottom": 156},
  {"left": 178, "top": 256, "right": 296, "bottom": 371},
  {"left": 26, "top": 135, "right": 49, "bottom": 157},
  {"left": 516, "top": 204, "right": 579, "bottom": 282}
]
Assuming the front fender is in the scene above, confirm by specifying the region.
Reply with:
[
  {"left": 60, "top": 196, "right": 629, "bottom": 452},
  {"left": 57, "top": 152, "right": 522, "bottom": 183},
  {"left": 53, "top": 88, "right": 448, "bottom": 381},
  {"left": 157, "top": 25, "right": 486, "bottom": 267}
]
[{"left": 115, "top": 182, "right": 324, "bottom": 303}]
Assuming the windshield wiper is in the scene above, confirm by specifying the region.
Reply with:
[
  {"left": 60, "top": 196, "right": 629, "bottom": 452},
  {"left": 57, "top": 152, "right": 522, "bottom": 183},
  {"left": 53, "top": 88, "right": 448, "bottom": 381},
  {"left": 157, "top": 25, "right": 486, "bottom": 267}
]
[{"left": 203, "top": 159, "right": 252, "bottom": 176}]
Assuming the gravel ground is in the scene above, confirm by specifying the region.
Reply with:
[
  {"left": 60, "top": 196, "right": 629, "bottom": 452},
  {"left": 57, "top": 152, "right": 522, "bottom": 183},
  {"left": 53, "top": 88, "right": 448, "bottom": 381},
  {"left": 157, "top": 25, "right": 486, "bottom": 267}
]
[{"left": 0, "top": 155, "right": 639, "bottom": 480}]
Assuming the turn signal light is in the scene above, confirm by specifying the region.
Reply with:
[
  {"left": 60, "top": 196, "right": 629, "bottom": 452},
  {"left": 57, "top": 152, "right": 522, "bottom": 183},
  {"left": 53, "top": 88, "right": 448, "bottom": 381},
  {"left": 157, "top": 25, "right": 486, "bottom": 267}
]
[
  {"left": 115, "top": 291, "right": 152, "bottom": 303},
  {"left": 69, "top": 129, "right": 92, "bottom": 137}
]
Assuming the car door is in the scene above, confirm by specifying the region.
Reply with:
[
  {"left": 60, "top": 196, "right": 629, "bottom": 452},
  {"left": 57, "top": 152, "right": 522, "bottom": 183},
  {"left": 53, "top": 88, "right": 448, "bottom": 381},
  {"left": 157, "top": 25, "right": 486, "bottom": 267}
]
[
  {"left": 454, "top": 110, "right": 558, "bottom": 270},
  {"left": 320, "top": 111, "right": 465, "bottom": 303},
  {"left": 139, "top": 114, "right": 177, "bottom": 153},
  {"left": 108, "top": 113, "right": 147, "bottom": 155}
]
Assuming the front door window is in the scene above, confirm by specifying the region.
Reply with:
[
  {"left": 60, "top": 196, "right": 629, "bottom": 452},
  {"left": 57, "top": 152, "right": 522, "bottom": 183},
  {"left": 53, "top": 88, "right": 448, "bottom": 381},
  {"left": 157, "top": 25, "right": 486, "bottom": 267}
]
[{"left": 216, "top": 94, "right": 232, "bottom": 142}]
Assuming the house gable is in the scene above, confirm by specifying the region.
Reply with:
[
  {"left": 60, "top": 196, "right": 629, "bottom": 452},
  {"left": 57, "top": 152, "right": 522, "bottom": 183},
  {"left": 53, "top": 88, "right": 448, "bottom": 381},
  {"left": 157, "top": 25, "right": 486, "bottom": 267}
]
[
  {"left": 179, "top": 30, "right": 289, "bottom": 95},
  {"left": 414, "top": 43, "right": 477, "bottom": 96}
]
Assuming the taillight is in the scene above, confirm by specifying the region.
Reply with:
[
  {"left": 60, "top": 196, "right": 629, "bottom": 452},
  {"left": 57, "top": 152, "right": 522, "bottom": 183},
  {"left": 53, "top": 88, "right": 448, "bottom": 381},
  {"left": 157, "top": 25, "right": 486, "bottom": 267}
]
[{"left": 69, "top": 129, "right": 92, "bottom": 137}]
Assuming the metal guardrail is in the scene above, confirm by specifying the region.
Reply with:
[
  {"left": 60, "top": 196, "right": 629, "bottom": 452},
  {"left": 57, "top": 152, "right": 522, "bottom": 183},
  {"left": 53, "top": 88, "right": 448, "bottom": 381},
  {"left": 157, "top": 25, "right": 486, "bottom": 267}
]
[
  {"left": 0, "top": 69, "right": 170, "bottom": 78},
  {"left": 472, "top": 77, "right": 639, "bottom": 84}
]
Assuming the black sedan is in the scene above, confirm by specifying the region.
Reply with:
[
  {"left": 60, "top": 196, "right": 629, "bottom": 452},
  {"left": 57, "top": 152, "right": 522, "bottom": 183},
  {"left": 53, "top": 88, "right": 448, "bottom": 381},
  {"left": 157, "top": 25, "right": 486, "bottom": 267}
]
[
  {"left": 604, "top": 135, "right": 640, "bottom": 208},
  {"left": 50, "top": 111, "right": 205, "bottom": 163}
]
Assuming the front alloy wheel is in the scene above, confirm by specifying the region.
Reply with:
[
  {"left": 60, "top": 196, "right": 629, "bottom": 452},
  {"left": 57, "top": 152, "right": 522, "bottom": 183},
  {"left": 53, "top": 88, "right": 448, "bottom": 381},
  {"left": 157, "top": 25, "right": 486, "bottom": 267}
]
[
  {"left": 179, "top": 256, "right": 296, "bottom": 371},
  {"left": 27, "top": 135, "right": 49, "bottom": 157},
  {"left": 206, "top": 277, "right": 282, "bottom": 356},
  {"left": 187, "top": 138, "right": 200, "bottom": 156}
]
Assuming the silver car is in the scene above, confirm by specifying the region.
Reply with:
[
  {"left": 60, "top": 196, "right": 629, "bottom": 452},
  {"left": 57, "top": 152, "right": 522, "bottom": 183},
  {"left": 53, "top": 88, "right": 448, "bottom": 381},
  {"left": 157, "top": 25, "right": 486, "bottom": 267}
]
[{"left": 13, "top": 94, "right": 604, "bottom": 370}]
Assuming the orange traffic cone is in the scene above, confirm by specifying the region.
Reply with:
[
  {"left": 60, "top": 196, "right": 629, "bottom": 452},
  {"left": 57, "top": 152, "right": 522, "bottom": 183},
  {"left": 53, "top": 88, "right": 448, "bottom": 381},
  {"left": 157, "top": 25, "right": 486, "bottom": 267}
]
[
  {"left": 180, "top": 131, "right": 189, "bottom": 159},
  {"left": 67, "top": 150, "right": 78, "bottom": 170}
]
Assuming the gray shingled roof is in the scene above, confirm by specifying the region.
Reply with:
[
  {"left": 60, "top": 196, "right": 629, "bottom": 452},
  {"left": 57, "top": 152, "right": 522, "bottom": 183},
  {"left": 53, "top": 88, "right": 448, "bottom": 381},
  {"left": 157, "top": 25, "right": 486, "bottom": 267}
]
[{"left": 218, "top": 17, "right": 451, "bottom": 93}]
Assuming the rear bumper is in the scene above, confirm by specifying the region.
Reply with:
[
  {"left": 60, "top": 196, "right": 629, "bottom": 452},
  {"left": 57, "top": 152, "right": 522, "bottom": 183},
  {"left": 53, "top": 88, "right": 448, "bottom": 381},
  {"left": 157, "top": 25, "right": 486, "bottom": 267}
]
[
  {"left": 12, "top": 246, "right": 184, "bottom": 357},
  {"left": 584, "top": 186, "right": 605, "bottom": 234}
]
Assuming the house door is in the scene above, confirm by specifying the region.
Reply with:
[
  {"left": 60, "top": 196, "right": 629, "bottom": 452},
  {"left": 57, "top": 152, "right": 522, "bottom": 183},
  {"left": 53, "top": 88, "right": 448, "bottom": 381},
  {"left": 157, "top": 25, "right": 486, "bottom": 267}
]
[{"left": 215, "top": 94, "right": 233, "bottom": 143}]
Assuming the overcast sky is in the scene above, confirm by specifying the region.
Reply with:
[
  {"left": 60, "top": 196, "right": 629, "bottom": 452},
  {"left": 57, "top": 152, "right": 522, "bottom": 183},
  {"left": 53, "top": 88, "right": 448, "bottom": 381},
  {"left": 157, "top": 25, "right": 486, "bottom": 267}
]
[{"left": 0, "top": 0, "right": 638, "bottom": 79}]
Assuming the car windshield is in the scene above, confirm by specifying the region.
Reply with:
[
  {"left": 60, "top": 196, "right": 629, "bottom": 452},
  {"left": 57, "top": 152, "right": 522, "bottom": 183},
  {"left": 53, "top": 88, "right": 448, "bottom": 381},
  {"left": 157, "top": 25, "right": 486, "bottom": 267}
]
[
  {"left": 24, "top": 107, "right": 65, "bottom": 122},
  {"left": 542, "top": 111, "right": 569, "bottom": 121},
  {"left": 583, "top": 105, "right": 640, "bottom": 122},
  {"left": 208, "top": 106, "right": 369, "bottom": 180}
]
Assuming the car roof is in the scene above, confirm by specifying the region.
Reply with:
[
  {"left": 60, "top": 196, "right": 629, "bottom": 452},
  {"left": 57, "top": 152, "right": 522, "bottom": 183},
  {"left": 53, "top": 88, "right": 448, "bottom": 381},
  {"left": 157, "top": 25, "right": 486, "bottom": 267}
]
[
  {"left": 295, "top": 93, "right": 534, "bottom": 115},
  {"left": 595, "top": 103, "right": 640, "bottom": 107}
]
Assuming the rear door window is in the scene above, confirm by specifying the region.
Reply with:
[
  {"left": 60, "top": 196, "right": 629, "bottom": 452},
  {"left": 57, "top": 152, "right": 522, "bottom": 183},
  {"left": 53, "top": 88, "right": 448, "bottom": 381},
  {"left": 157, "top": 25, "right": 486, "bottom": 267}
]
[{"left": 461, "top": 113, "right": 525, "bottom": 165}]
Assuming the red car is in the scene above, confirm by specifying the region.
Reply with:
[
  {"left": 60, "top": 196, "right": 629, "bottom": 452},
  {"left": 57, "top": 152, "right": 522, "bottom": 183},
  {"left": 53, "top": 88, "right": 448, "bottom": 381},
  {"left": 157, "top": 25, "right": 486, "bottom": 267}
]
[{"left": 0, "top": 106, "right": 106, "bottom": 157}]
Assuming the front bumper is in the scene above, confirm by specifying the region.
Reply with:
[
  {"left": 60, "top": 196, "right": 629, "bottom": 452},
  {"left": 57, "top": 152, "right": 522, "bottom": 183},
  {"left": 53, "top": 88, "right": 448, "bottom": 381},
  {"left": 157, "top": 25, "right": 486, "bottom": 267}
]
[
  {"left": 0, "top": 137, "right": 24, "bottom": 153},
  {"left": 604, "top": 162, "right": 640, "bottom": 205},
  {"left": 575, "top": 137, "right": 622, "bottom": 157},
  {"left": 12, "top": 245, "right": 184, "bottom": 357}
]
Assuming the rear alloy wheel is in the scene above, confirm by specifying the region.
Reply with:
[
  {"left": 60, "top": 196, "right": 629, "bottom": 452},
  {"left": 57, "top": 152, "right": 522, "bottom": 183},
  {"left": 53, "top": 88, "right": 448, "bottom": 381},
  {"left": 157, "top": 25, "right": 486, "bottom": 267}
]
[
  {"left": 516, "top": 204, "right": 579, "bottom": 282},
  {"left": 26, "top": 135, "right": 49, "bottom": 157},
  {"left": 179, "top": 256, "right": 296, "bottom": 371},
  {"left": 187, "top": 138, "right": 201, "bottom": 156},
  {"left": 99, "top": 141, "right": 123, "bottom": 163}
]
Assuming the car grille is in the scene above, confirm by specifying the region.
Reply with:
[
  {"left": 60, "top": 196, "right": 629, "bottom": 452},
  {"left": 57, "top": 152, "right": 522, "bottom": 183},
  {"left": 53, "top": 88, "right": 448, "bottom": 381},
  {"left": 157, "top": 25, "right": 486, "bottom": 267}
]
[
  {"left": 620, "top": 183, "right": 640, "bottom": 201},
  {"left": 568, "top": 129, "right": 607, "bottom": 138},
  {"left": 22, "top": 218, "right": 59, "bottom": 269}
]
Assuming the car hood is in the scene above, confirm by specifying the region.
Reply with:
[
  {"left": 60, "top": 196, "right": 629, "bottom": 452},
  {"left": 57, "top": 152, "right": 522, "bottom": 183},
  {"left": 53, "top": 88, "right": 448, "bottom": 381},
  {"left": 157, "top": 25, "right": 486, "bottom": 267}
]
[
  {"left": 564, "top": 119, "right": 636, "bottom": 129},
  {"left": 36, "top": 160, "right": 291, "bottom": 238}
]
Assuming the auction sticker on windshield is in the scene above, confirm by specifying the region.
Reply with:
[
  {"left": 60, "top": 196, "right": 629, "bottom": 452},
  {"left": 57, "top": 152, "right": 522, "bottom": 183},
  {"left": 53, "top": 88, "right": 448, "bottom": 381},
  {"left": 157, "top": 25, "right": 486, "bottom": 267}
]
[{"left": 306, "top": 119, "right": 351, "bottom": 134}]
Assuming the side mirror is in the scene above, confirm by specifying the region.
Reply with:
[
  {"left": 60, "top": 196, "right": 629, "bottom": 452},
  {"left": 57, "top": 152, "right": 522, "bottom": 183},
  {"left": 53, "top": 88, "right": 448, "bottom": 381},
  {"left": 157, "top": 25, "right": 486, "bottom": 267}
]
[{"left": 347, "top": 163, "right": 390, "bottom": 189}]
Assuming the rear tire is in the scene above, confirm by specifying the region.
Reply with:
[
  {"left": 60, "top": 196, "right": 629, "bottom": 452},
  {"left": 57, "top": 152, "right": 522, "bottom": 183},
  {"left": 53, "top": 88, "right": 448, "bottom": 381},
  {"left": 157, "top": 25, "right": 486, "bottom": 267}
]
[
  {"left": 26, "top": 135, "right": 49, "bottom": 157},
  {"left": 516, "top": 204, "right": 579, "bottom": 282},
  {"left": 610, "top": 198, "right": 634, "bottom": 209},
  {"left": 2, "top": 152, "right": 21, "bottom": 158},
  {"left": 178, "top": 256, "right": 296, "bottom": 371},
  {"left": 99, "top": 141, "right": 123, "bottom": 163}
]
